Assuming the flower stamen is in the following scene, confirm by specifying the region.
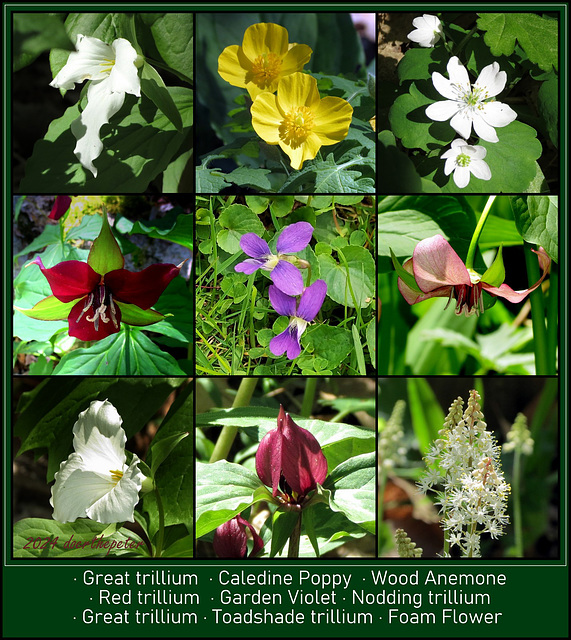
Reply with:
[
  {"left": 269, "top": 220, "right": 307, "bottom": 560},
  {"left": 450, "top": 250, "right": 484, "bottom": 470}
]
[
  {"left": 251, "top": 53, "right": 282, "bottom": 87},
  {"left": 279, "top": 106, "right": 315, "bottom": 148},
  {"left": 109, "top": 468, "right": 124, "bottom": 485}
]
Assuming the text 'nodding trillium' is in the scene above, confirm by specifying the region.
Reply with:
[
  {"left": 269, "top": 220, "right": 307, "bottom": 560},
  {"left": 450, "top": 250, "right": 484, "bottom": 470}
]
[
  {"left": 425, "top": 56, "right": 517, "bottom": 143},
  {"left": 255, "top": 405, "right": 327, "bottom": 506},
  {"left": 269, "top": 279, "right": 327, "bottom": 359},
  {"left": 213, "top": 515, "right": 264, "bottom": 559},
  {"left": 50, "top": 34, "right": 141, "bottom": 177},
  {"left": 235, "top": 221, "right": 313, "bottom": 296},
  {"left": 51, "top": 400, "right": 145, "bottom": 524},
  {"left": 394, "top": 234, "right": 550, "bottom": 317},
  {"left": 18, "top": 213, "right": 183, "bottom": 341}
]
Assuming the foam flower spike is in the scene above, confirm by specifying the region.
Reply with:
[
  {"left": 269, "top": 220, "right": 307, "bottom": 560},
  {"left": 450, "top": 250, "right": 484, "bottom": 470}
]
[
  {"left": 51, "top": 399, "right": 145, "bottom": 524},
  {"left": 18, "top": 213, "right": 183, "bottom": 341},
  {"left": 218, "top": 22, "right": 312, "bottom": 100},
  {"left": 251, "top": 72, "right": 353, "bottom": 170},
  {"left": 235, "top": 222, "right": 313, "bottom": 296},
  {"left": 50, "top": 34, "right": 141, "bottom": 177},
  {"left": 213, "top": 515, "right": 264, "bottom": 559},
  {"left": 269, "top": 279, "right": 327, "bottom": 359},
  {"left": 255, "top": 405, "right": 328, "bottom": 504},
  {"left": 425, "top": 56, "right": 517, "bottom": 143},
  {"left": 407, "top": 14, "right": 444, "bottom": 47},
  {"left": 393, "top": 234, "right": 550, "bottom": 317}
]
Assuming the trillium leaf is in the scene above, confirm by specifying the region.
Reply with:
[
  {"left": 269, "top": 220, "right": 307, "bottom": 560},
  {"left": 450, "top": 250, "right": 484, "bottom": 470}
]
[
  {"left": 511, "top": 196, "right": 558, "bottom": 263},
  {"left": 115, "top": 207, "right": 193, "bottom": 249},
  {"left": 141, "top": 61, "right": 183, "bottom": 132}
]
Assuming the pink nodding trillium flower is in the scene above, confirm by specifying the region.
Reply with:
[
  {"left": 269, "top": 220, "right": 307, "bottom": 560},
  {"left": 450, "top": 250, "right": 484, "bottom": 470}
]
[
  {"left": 18, "top": 213, "right": 184, "bottom": 341},
  {"left": 234, "top": 221, "right": 313, "bottom": 296},
  {"left": 49, "top": 196, "right": 72, "bottom": 221},
  {"left": 396, "top": 234, "right": 550, "bottom": 317},
  {"left": 256, "top": 405, "right": 328, "bottom": 505},
  {"left": 213, "top": 515, "right": 264, "bottom": 559},
  {"left": 269, "top": 280, "right": 327, "bottom": 359}
]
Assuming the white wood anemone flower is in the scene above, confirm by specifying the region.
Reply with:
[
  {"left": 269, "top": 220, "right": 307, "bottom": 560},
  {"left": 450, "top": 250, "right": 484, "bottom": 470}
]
[
  {"left": 407, "top": 14, "right": 443, "bottom": 47},
  {"left": 50, "top": 399, "right": 145, "bottom": 524},
  {"left": 441, "top": 138, "right": 491, "bottom": 188},
  {"left": 50, "top": 34, "right": 141, "bottom": 177}
]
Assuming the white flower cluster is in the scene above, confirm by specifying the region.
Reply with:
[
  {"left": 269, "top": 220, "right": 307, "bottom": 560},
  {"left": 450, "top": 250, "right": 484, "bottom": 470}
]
[
  {"left": 419, "top": 390, "right": 510, "bottom": 558},
  {"left": 503, "top": 413, "right": 534, "bottom": 456},
  {"left": 379, "top": 399, "right": 408, "bottom": 471}
]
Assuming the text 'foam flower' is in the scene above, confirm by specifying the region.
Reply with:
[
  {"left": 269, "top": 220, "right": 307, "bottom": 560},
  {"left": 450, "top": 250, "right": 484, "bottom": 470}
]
[
  {"left": 234, "top": 221, "right": 313, "bottom": 296},
  {"left": 213, "top": 515, "right": 264, "bottom": 559},
  {"left": 255, "top": 405, "right": 327, "bottom": 505},
  {"left": 269, "top": 279, "right": 327, "bottom": 359},
  {"left": 396, "top": 234, "right": 550, "bottom": 317},
  {"left": 51, "top": 399, "right": 145, "bottom": 524},
  {"left": 50, "top": 34, "right": 141, "bottom": 177},
  {"left": 18, "top": 213, "right": 183, "bottom": 341},
  {"left": 441, "top": 138, "right": 491, "bottom": 188},
  {"left": 251, "top": 72, "right": 353, "bottom": 170},
  {"left": 218, "top": 22, "right": 312, "bottom": 100},
  {"left": 425, "top": 56, "right": 517, "bottom": 143},
  {"left": 407, "top": 14, "right": 444, "bottom": 48}
]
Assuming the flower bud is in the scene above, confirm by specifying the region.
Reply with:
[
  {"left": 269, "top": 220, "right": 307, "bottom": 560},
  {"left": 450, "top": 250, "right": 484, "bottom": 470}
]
[{"left": 213, "top": 515, "right": 264, "bottom": 559}]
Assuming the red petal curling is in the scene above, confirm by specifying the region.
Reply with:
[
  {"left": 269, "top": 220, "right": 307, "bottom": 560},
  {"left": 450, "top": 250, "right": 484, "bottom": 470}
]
[
  {"left": 104, "top": 263, "right": 181, "bottom": 308},
  {"left": 33, "top": 258, "right": 101, "bottom": 303},
  {"left": 49, "top": 196, "right": 72, "bottom": 221}
]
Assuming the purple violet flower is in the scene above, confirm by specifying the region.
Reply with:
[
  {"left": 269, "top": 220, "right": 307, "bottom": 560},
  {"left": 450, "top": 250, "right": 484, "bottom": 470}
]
[
  {"left": 269, "top": 279, "right": 327, "bottom": 360},
  {"left": 234, "top": 221, "right": 314, "bottom": 296}
]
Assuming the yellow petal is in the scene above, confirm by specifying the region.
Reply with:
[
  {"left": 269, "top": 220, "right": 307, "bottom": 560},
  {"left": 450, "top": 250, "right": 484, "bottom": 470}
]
[
  {"left": 242, "top": 23, "right": 289, "bottom": 59},
  {"left": 251, "top": 92, "right": 282, "bottom": 144},
  {"left": 218, "top": 45, "right": 249, "bottom": 88},
  {"left": 312, "top": 96, "right": 353, "bottom": 144},
  {"left": 281, "top": 44, "right": 313, "bottom": 75},
  {"left": 280, "top": 132, "right": 322, "bottom": 170},
  {"left": 276, "top": 72, "right": 320, "bottom": 113}
]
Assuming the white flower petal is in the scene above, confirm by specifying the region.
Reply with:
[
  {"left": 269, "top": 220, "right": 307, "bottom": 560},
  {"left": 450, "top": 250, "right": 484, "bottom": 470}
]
[
  {"left": 408, "top": 15, "right": 443, "bottom": 47},
  {"left": 449, "top": 110, "right": 473, "bottom": 139},
  {"left": 446, "top": 57, "right": 470, "bottom": 91},
  {"left": 474, "top": 62, "right": 506, "bottom": 97},
  {"left": 109, "top": 38, "right": 141, "bottom": 97},
  {"left": 480, "top": 101, "right": 518, "bottom": 128},
  {"left": 426, "top": 99, "right": 460, "bottom": 121},
  {"left": 71, "top": 79, "right": 126, "bottom": 177},
  {"left": 431, "top": 72, "right": 463, "bottom": 100},
  {"left": 470, "top": 159, "right": 492, "bottom": 181},
  {"left": 50, "top": 34, "right": 115, "bottom": 90},
  {"left": 453, "top": 166, "right": 471, "bottom": 188},
  {"left": 471, "top": 113, "right": 499, "bottom": 142}
]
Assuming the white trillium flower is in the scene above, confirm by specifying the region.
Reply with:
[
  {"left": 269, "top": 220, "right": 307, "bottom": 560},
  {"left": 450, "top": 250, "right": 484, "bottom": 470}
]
[
  {"left": 408, "top": 14, "right": 443, "bottom": 47},
  {"left": 50, "top": 34, "right": 141, "bottom": 177},
  {"left": 50, "top": 399, "right": 145, "bottom": 524},
  {"left": 441, "top": 138, "right": 491, "bottom": 188},
  {"left": 425, "top": 56, "right": 517, "bottom": 143}
]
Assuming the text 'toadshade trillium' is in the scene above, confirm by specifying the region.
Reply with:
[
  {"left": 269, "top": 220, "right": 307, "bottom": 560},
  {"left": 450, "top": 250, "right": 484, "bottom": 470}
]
[
  {"left": 234, "top": 221, "right": 313, "bottom": 296},
  {"left": 269, "top": 279, "right": 327, "bottom": 359},
  {"left": 213, "top": 515, "right": 264, "bottom": 559},
  {"left": 441, "top": 138, "right": 491, "bottom": 188},
  {"left": 218, "top": 22, "right": 312, "bottom": 100},
  {"left": 51, "top": 399, "right": 145, "bottom": 524},
  {"left": 19, "top": 214, "right": 183, "bottom": 341},
  {"left": 50, "top": 34, "right": 141, "bottom": 177},
  {"left": 407, "top": 14, "right": 444, "bottom": 48},
  {"left": 425, "top": 56, "right": 517, "bottom": 143},
  {"left": 396, "top": 234, "right": 550, "bottom": 317},
  {"left": 251, "top": 72, "right": 353, "bottom": 170},
  {"left": 255, "top": 405, "right": 327, "bottom": 505}
]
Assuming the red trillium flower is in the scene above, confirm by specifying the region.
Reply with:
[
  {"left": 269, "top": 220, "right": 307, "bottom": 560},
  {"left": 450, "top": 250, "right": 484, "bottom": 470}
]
[
  {"left": 18, "top": 213, "right": 183, "bottom": 341},
  {"left": 396, "top": 234, "right": 550, "bottom": 317},
  {"left": 213, "top": 515, "right": 264, "bottom": 559},
  {"left": 255, "top": 405, "right": 327, "bottom": 505},
  {"left": 49, "top": 195, "right": 72, "bottom": 221}
]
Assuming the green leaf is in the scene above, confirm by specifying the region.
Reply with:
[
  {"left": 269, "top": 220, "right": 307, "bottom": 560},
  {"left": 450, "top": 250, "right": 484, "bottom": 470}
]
[
  {"left": 378, "top": 130, "right": 423, "bottom": 192},
  {"left": 217, "top": 204, "right": 266, "bottom": 254},
  {"left": 52, "top": 327, "right": 186, "bottom": 375},
  {"left": 317, "top": 246, "right": 375, "bottom": 308},
  {"left": 477, "top": 13, "right": 558, "bottom": 72},
  {"left": 537, "top": 73, "right": 558, "bottom": 148},
  {"left": 14, "top": 519, "right": 147, "bottom": 558},
  {"left": 511, "top": 196, "right": 558, "bottom": 263},
  {"left": 303, "top": 325, "right": 353, "bottom": 370},
  {"left": 141, "top": 61, "right": 183, "bottom": 131},
  {"left": 115, "top": 207, "right": 193, "bottom": 249},
  {"left": 13, "top": 14, "right": 73, "bottom": 71},
  {"left": 406, "top": 378, "right": 445, "bottom": 455},
  {"left": 482, "top": 246, "right": 506, "bottom": 286},
  {"left": 270, "top": 510, "right": 300, "bottom": 558},
  {"left": 150, "top": 432, "right": 189, "bottom": 477}
]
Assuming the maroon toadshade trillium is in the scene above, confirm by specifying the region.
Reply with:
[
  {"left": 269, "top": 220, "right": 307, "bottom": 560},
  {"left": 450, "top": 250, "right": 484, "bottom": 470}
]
[
  {"left": 394, "top": 234, "right": 550, "bottom": 317},
  {"left": 213, "top": 515, "right": 264, "bottom": 559},
  {"left": 18, "top": 213, "right": 184, "bottom": 341},
  {"left": 255, "top": 405, "right": 327, "bottom": 506}
]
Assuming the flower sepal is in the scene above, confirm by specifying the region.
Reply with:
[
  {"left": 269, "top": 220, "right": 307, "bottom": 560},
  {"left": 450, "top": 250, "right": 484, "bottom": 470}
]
[
  {"left": 16, "top": 294, "right": 75, "bottom": 321},
  {"left": 480, "top": 246, "right": 505, "bottom": 287},
  {"left": 389, "top": 248, "right": 423, "bottom": 294},
  {"left": 88, "top": 211, "right": 125, "bottom": 275}
]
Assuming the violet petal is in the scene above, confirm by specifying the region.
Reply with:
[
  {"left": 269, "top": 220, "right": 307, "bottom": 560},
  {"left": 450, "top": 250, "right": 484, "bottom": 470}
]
[
  {"left": 270, "top": 325, "right": 301, "bottom": 360},
  {"left": 276, "top": 221, "right": 314, "bottom": 253},
  {"left": 239, "top": 233, "right": 271, "bottom": 258},
  {"left": 297, "top": 279, "right": 327, "bottom": 321},
  {"left": 270, "top": 260, "right": 304, "bottom": 296},
  {"left": 235, "top": 258, "right": 266, "bottom": 275}
]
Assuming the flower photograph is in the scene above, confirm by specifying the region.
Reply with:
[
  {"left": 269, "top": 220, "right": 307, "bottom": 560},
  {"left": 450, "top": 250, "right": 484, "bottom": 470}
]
[
  {"left": 195, "top": 13, "right": 376, "bottom": 193},
  {"left": 377, "top": 12, "right": 559, "bottom": 193},
  {"left": 13, "top": 12, "right": 193, "bottom": 193},
  {"left": 378, "top": 377, "right": 559, "bottom": 559},
  {"left": 195, "top": 376, "right": 375, "bottom": 558},
  {"left": 378, "top": 194, "right": 558, "bottom": 375},
  {"left": 13, "top": 195, "right": 193, "bottom": 375},
  {"left": 196, "top": 195, "right": 376, "bottom": 375},
  {"left": 13, "top": 376, "right": 193, "bottom": 558}
]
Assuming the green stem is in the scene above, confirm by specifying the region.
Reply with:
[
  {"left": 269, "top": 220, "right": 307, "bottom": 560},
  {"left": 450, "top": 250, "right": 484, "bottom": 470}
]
[
  {"left": 300, "top": 378, "right": 317, "bottom": 417},
  {"left": 524, "top": 242, "right": 549, "bottom": 375},
  {"left": 546, "top": 264, "right": 558, "bottom": 373},
  {"left": 465, "top": 196, "right": 496, "bottom": 270},
  {"left": 513, "top": 449, "right": 523, "bottom": 556},
  {"left": 154, "top": 487, "right": 165, "bottom": 558},
  {"left": 452, "top": 26, "right": 478, "bottom": 58},
  {"left": 287, "top": 512, "right": 302, "bottom": 558},
  {"left": 209, "top": 378, "right": 259, "bottom": 463}
]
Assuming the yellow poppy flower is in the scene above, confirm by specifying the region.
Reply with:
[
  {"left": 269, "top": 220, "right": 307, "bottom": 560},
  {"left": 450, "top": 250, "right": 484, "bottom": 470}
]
[
  {"left": 251, "top": 72, "right": 353, "bottom": 170},
  {"left": 218, "top": 23, "right": 312, "bottom": 99}
]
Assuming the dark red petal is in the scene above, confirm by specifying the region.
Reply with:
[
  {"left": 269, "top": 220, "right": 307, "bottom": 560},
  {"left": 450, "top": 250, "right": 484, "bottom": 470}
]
[
  {"left": 49, "top": 196, "right": 72, "bottom": 221},
  {"left": 255, "top": 426, "right": 282, "bottom": 496},
  {"left": 104, "top": 263, "right": 181, "bottom": 308},
  {"left": 33, "top": 258, "right": 100, "bottom": 303},
  {"left": 213, "top": 517, "right": 248, "bottom": 559},
  {"left": 67, "top": 297, "right": 122, "bottom": 342}
]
